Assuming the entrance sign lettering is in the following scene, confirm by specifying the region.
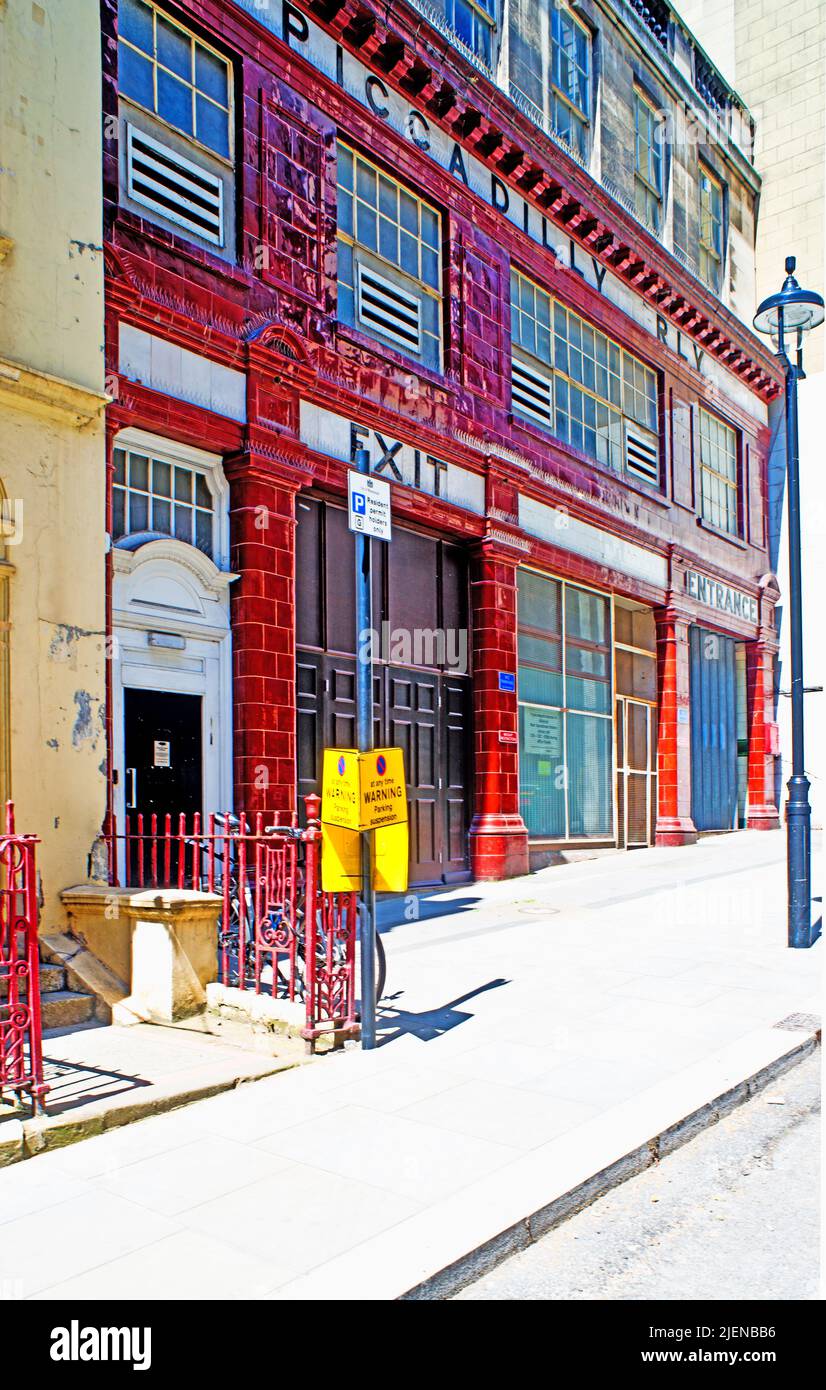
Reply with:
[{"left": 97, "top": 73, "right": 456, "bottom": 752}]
[{"left": 685, "top": 570, "right": 758, "bottom": 624}]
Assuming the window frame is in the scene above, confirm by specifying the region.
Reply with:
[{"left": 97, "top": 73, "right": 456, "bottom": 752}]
[
  {"left": 117, "top": 0, "right": 234, "bottom": 165},
  {"left": 697, "top": 406, "right": 740, "bottom": 537},
  {"left": 549, "top": 3, "right": 592, "bottom": 158},
  {"left": 699, "top": 164, "right": 725, "bottom": 292},
  {"left": 510, "top": 268, "right": 661, "bottom": 486},
  {"left": 336, "top": 141, "right": 444, "bottom": 372},
  {"left": 633, "top": 87, "right": 663, "bottom": 233},
  {"left": 443, "top": 0, "right": 497, "bottom": 66},
  {"left": 111, "top": 430, "right": 229, "bottom": 565},
  {"left": 516, "top": 567, "right": 616, "bottom": 843}
]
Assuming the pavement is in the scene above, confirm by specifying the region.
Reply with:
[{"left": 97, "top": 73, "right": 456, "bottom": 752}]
[
  {"left": 0, "top": 828, "right": 820, "bottom": 1300},
  {"left": 0, "top": 1020, "right": 303, "bottom": 1164},
  {"left": 455, "top": 1045, "right": 821, "bottom": 1300}
]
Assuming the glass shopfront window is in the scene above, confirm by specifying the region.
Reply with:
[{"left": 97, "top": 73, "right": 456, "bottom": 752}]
[{"left": 517, "top": 569, "right": 614, "bottom": 840}]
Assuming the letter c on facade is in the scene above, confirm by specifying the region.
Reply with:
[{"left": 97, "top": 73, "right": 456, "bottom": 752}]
[{"left": 365, "top": 75, "right": 390, "bottom": 119}]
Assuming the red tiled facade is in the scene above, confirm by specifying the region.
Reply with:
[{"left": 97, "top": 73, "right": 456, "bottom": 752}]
[{"left": 101, "top": 0, "right": 783, "bottom": 882}]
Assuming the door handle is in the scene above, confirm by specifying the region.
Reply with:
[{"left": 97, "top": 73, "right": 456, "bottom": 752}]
[{"left": 126, "top": 767, "right": 138, "bottom": 810}]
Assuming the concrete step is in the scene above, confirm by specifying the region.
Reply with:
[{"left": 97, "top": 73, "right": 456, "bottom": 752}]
[
  {"left": 40, "top": 990, "right": 96, "bottom": 1031},
  {"left": 0, "top": 963, "right": 66, "bottom": 999}
]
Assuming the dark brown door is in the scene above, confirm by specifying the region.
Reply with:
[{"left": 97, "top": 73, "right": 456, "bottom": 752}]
[
  {"left": 297, "top": 656, "right": 471, "bottom": 883},
  {"left": 386, "top": 667, "right": 440, "bottom": 883}
]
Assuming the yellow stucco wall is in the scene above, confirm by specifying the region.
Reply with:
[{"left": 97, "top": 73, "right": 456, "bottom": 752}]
[{"left": 0, "top": 0, "right": 108, "bottom": 930}]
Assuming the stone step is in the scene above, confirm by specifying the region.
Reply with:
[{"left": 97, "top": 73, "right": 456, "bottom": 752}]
[
  {"left": 40, "top": 990, "right": 96, "bottom": 1031},
  {"left": 0, "top": 963, "right": 66, "bottom": 999}
]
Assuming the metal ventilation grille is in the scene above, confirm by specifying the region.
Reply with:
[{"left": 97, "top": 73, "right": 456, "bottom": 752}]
[
  {"left": 625, "top": 422, "right": 660, "bottom": 481},
  {"left": 126, "top": 125, "right": 224, "bottom": 247},
  {"left": 512, "top": 357, "right": 553, "bottom": 426},
  {"left": 356, "top": 263, "right": 421, "bottom": 353}
]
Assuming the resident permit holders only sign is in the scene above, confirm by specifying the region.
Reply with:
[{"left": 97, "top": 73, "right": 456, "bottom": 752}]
[
  {"left": 321, "top": 747, "right": 407, "bottom": 831},
  {"left": 347, "top": 470, "right": 392, "bottom": 541}
]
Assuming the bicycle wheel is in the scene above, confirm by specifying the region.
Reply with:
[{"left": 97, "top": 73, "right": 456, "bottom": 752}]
[
  {"left": 374, "top": 932, "right": 387, "bottom": 1003},
  {"left": 353, "top": 929, "right": 386, "bottom": 1008}
]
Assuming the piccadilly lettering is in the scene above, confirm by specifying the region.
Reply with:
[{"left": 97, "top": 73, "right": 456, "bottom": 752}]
[
  {"left": 264, "top": 0, "right": 713, "bottom": 373},
  {"left": 685, "top": 569, "right": 758, "bottom": 624}
]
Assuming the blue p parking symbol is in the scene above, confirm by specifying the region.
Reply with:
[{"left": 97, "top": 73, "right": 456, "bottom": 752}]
[{"left": 352, "top": 492, "right": 366, "bottom": 515}]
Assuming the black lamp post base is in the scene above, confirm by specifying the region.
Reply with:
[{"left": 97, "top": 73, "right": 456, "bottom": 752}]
[{"left": 786, "top": 772, "right": 812, "bottom": 949}]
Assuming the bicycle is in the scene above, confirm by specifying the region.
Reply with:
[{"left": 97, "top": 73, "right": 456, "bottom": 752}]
[{"left": 198, "top": 815, "right": 386, "bottom": 1005}]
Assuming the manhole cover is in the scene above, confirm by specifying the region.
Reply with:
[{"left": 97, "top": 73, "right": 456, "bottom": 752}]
[{"left": 773, "top": 1012, "right": 820, "bottom": 1033}]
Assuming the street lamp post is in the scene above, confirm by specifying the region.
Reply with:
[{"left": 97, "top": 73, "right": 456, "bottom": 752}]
[{"left": 753, "top": 257, "right": 824, "bottom": 949}]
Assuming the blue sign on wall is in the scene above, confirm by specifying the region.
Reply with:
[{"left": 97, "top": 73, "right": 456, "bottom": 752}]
[{"left": 498, "top": 671, "right": 516, "bottom": 692}]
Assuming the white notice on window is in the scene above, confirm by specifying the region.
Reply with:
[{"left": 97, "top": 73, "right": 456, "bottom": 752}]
[
  {"left": 153, "top": 741, "right": 171, "bottom": 768},
  {"left": 523, "top": 708, "right": 562, "bottom": 759}
]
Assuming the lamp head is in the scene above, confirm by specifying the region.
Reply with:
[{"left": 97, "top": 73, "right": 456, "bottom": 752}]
[{"left": 753, "top": 257, "right": 825, "bottom": 347}]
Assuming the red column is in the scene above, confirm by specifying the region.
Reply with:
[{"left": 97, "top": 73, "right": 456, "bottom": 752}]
[
  {"left": 225, "top": 453, "right": 300, "bottom": 820},
  {"left": 468, "top": 543, "right": 529, "bottom": 880},
  {"left": 654, "top": 605, "right": 698, "bottom": 846},
  {"left": 745, "top": 632, "right": 780, "bottom": 829}
]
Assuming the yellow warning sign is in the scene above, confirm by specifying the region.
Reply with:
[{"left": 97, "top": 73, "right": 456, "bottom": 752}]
[
  {"left": 321, "top": 747, "right": 407, "bottom": 833},
  {"left": 321, "top": 821, "right": 361, "bottom": 892},
  {"left": 320, "top": 749, "right": 361, "bottom": 831},
  {"left": 320, "top": 821, "right": 409, "bottom": 894},
  {"left": 373, "top": 820, "right": 409, "bottom": 893},
  {"left": 358, "top": 748, "right": 407, "bottom": 831}
]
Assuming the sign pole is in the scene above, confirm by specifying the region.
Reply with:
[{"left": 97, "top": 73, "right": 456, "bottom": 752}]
[{"left": 354, "top": 447, "right": 377, "bottom": 1049}]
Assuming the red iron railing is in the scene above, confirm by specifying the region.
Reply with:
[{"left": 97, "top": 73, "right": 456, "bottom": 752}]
[
  {"left": 107, "top": 794, "right": 358, "bottom": 1048},
  {"left": 0, "top": 802, "right": 48, "bottom": 1112}
]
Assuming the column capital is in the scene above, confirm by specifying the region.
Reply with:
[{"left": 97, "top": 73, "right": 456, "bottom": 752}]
[{"left": 224, "top": 443, "right": 312, "bottom": 493}]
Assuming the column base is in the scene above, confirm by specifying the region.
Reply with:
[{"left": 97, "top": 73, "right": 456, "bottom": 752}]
[
  {"left": 746, "top": 804, "right": 781, "bottom": 830},
  {"left": 654, "top": 816, "right": 698, "bottom": 847},
  {"left": 469, "top": 814, "right": 530, "bottom": 881}
]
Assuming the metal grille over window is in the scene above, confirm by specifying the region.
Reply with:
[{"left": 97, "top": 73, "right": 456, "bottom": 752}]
[
  {"left": 511, "top": 270, "right": 660, "bottom": 484},
  {"left": 118, "top": 0, "right": 232, "bottom": 159},
  {"left": 517, "top": 570, "right": 613, "bottom": 840},
  {"left": 509, "top": 0, "right": 591, "bottom": 160},
  {"left": 698, "top": 408, "right": 738, "bottom": 535},
  {"left": 113, "top": 446, "right": 215, "bottom": 556},
  {"left": 126, "top": 125, "right": 224, "bottom": 245},
  {"left": 337, "top": 143, "right": 442, "bottom": 371}
]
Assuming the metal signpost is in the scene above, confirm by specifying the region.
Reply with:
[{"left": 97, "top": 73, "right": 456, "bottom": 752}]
[{"left": 348, "top": 449, "right": 392, "bottom": 1047}]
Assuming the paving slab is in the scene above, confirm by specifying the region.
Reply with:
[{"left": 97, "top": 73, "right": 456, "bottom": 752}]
[{"left": 0, "top": 1019, "right": 303, "bottom": 1164}]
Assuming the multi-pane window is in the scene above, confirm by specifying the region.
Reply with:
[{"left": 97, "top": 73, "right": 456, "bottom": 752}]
[
  {"left": 699, "top": 166, "right": 724, "bottom": 292},
  {"left": 698, "top": 409, "right": 738, "bottom": 535},
  {"left": 634, "top": 90, "right": 663, "bottom": 233},
  {"left": 550, "top": 3, "right": 591, "bottom": 157},
  {"left": 510, "top": 1, "right": 591, "bottom": 160},
  {"left": 118, "top": 0, "right": 232, "bottom": 159},
  {"left": 337, "top": 144, "right": 442, "bottom": 371},
  {"left": 517, "top": 570, "right": 613, "bottom": 840},
  {"left": 511, "top": 271, "right": 660, "bottom": 483},
  {"left": 113, "top": 446, "right": 214, "bottom": 556},
  {"left": 441, "top": 0, "right": 496, "bottom": 66}
]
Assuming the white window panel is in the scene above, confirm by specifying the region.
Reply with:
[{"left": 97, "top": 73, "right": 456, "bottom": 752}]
[{"left": 127, "top": 125, "right": 224, "bottom": 246}]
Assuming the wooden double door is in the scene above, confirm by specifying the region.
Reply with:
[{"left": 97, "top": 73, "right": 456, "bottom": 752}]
[{"left": 297, "top": 651, "right": 472, "bottom": 885}]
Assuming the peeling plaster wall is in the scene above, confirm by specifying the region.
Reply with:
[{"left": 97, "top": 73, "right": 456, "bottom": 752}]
[{"left": 0, "top": 0, "right": 107, "bottom": 929}]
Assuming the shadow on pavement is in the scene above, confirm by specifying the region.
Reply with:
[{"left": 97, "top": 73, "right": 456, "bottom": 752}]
[{"left": 375, "top": 977, "right": 509, "bottom": 1046}]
